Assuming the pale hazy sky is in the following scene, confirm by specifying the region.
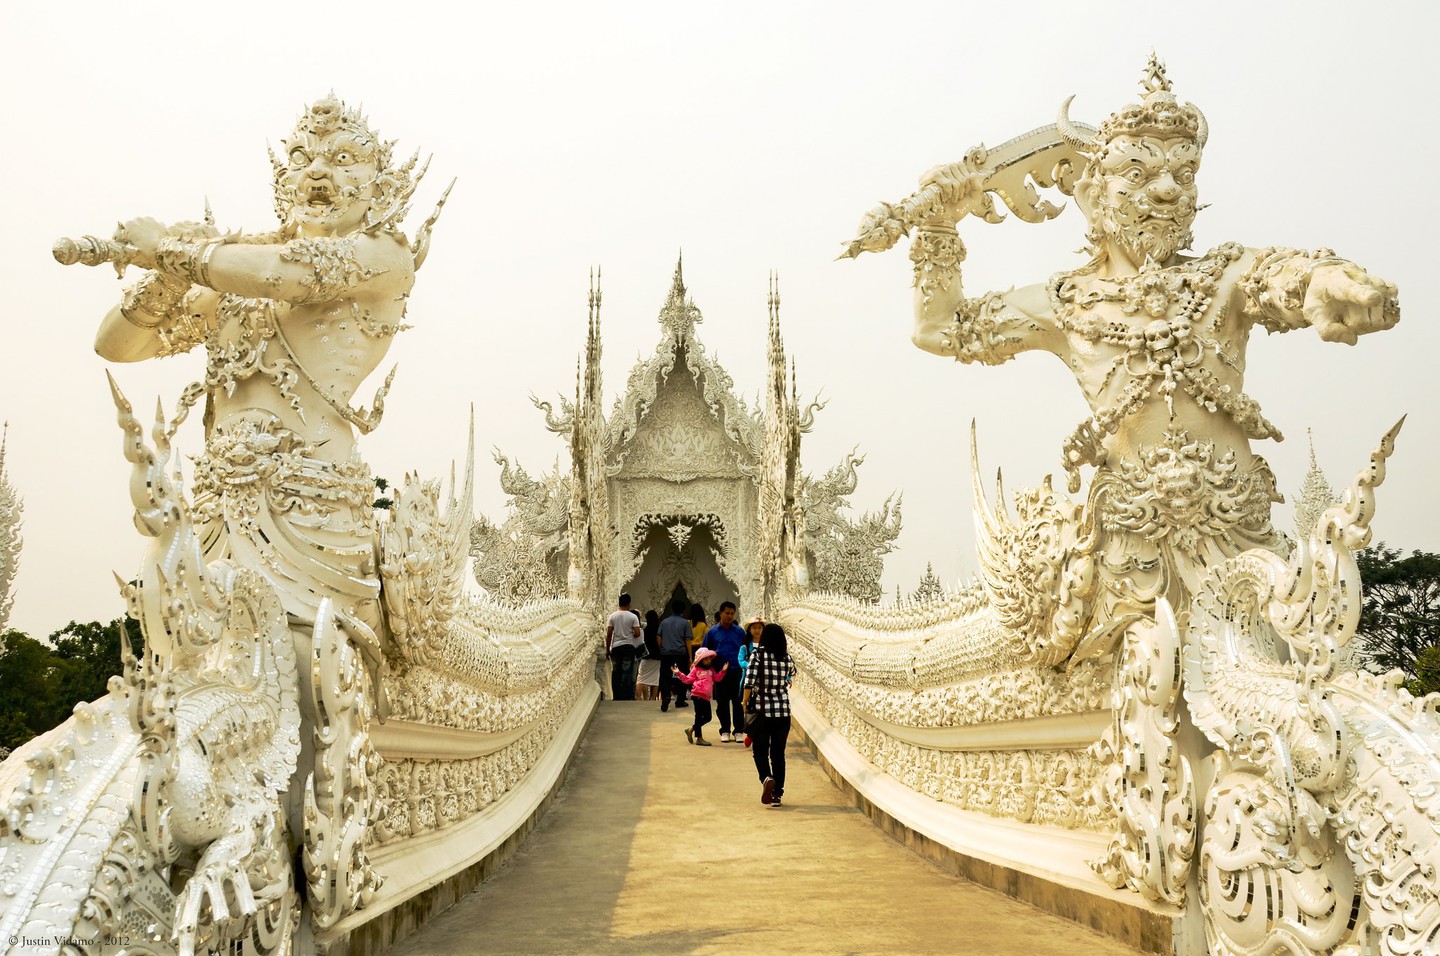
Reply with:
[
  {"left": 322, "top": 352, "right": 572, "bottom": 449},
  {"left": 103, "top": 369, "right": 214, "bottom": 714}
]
[{"left": 1, "top": 1, "right": 1433, "bottom": 637}]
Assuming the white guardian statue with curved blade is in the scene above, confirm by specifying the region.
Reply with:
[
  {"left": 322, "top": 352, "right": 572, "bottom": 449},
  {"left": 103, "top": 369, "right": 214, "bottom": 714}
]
[{"left": 792, "top": 53, "right": 1432, "bottom": 953}]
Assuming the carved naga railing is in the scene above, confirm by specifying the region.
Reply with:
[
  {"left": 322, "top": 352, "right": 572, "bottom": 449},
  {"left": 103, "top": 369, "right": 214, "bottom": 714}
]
[
  {"left": 1182, "top": 418, "right": 1440, "bottom": 954},
  {"left": 780, "top": 421, "right": 1440, "bottom": 955},
  {"left": 0, "top": 388, "right": 601, "bottom": 956}
]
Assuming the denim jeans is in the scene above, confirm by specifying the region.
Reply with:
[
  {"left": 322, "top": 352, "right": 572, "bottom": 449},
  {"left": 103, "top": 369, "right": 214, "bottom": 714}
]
[{"left": 610, "top": 645, "right": 638, "bottom": 700}]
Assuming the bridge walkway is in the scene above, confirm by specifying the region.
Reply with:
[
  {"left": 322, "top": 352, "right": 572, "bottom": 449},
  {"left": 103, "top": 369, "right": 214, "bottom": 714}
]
[{"left": 389, "top": 701, "right": 1139, "bottom": 955}]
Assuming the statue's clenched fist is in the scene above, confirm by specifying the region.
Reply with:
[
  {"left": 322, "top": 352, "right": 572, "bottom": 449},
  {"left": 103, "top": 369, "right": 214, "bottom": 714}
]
[
  {"left": 116, "top": 217, "right": 167, "bottom": 269},
  {"left": 1304, "top": 263, "right": 1400, "bottom": 345},
  {"left": 115, "top": 217, "right": 220, "bottom": 270},
  {"left": 918, "top": 157, "right": 989, "bottom": 224}
]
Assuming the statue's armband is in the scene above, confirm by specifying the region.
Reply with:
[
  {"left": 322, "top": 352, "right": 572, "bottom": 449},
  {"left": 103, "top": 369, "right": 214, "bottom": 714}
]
[
  {"left": 910, "top": 226, "right": 966, "bottom": 309},
  {"left": 120, "top": 271, "right": 188, "bottom": 329},
  {"left": 1240, "top": 246, "right": 1345, "bottom": 332},
  {"left": 278, "top": 236, "right": 381, "bottom": 304},
  {"left": 947, "top": 291, "right": 1024, "bottom": 366},
  {"left": 118, "top": 272, "right": 214, "bottom": 357}
]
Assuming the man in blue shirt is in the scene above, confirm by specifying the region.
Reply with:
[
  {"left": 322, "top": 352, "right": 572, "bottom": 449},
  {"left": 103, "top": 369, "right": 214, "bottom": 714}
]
[{"left": 703, "top": 601, "right": 747, "bottom": 741}]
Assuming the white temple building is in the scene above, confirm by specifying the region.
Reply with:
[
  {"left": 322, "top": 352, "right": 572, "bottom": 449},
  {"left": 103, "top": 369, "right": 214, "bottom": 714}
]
[{"left": 471, "top": 259, "right": 901, "bottom": 615}]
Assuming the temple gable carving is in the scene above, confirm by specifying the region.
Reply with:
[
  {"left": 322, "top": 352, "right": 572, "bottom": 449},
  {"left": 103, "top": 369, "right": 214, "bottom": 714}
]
[{"left": 471, "top": 259, "right": 899, "bottom": 616}]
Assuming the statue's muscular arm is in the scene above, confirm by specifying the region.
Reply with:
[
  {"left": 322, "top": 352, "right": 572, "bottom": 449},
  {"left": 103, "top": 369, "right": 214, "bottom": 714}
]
[
  {"left": 96, "top": 226, "right": 413, "bottom": 363},
  {"left": 905, "top": 159, "right": 1064, "bottom": 364},
  {"left": 1239, "top": 245, "right": 1399, "bottom": 345},
  {"left": 910, "top": 233, "right": 1061, "bottom": 364}
]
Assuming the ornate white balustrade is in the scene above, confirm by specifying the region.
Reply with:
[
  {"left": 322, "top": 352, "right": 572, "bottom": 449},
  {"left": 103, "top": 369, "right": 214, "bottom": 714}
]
[
  {"left": 0, "top": 384, "right": 603, "bottom": 956},
  {"left": 779, "top": 427, "right": 1440, "bottom": 956}
]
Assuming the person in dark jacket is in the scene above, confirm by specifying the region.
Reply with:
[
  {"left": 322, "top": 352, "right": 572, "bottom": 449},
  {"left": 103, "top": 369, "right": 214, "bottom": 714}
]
[{"left": 657, "top": 599, "right": 693, "bottom": 711}]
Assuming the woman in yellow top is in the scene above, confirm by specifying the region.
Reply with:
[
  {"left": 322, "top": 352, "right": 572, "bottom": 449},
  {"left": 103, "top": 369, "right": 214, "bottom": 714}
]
[{"left": 688, "top": 603, "right": 708, "bottom": 665}]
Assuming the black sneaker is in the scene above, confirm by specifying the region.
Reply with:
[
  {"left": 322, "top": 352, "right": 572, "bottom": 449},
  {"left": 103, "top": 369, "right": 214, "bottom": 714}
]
[
  {"left": 661, "top": 699, "right": 670, "bottom": 712},
  {"left": 677, "top": 701, "right": 689, "bottom": 708},
  {"left": 761, "top": 777, "right": 775, "bottom": 805}
]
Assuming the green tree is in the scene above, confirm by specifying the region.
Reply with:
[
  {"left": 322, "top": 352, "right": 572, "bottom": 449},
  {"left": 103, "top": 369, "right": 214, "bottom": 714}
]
[
  {"left": 1355, "top": 543, "right": 1440, "bottom": 694},
  {"left": 0, "top": 629, "right": 64, "bottom": 748},
  {"left": 1409, "top": 646, "right": 1440, "bottom": 697},
  {"left": 0, "top": 616, "right": 140, "bottom": 750},
  {"left": 50, "top": 617, "right": 140, "bottom": 709}
]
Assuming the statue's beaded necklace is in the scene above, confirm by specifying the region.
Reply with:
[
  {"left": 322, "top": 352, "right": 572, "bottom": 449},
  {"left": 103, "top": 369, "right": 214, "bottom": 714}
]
[{"left": 1047, "top": 243, "right": 1281, "bottom": 486}]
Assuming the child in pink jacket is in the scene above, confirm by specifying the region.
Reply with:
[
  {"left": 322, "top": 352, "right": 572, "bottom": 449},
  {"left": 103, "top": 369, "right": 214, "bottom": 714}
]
[{"left": 672, "top": 647, "right": 728, "bottom": 747}]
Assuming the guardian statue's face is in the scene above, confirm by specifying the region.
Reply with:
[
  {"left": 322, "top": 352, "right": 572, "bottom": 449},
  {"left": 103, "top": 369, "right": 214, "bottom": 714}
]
[
  {"left": 1091, "top": 134, "right": 1201, "bottom": 265},
  {"left": 276, "top": 128, "right": 380, "bottom": 237}
]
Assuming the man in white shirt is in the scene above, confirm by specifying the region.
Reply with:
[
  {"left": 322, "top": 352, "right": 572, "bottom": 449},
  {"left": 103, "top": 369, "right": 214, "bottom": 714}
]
[{"left": 605, "top": 593, "right": 643, "bottom": 701}]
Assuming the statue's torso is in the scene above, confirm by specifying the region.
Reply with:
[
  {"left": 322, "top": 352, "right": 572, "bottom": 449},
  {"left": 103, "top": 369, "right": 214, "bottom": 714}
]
[
  {"left": 1041, "top": 244, "right": 1281, "bottom": 476},
  {"left": 207, "top": 272, "right": 410, "bottom": 462}
]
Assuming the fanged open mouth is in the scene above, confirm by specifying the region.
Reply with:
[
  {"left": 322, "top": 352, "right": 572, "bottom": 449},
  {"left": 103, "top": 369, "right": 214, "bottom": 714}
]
[{"left": 306, "top": 185, "right": 334, "bottom": 205}]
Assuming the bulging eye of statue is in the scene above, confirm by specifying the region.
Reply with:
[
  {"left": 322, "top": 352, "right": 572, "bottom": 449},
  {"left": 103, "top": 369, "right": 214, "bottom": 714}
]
[
  {"left": 334, "top": 150, "right": 355, "bottom": 167},
  {"left": 289, "top": 147, "right": 310, "bottom": 168},
  {"left": 1123, "top": 166, "right": 1146, "bottom": 185},
  {"left": 1175, "top": 167, "right": 1196, "bottom": 186}
]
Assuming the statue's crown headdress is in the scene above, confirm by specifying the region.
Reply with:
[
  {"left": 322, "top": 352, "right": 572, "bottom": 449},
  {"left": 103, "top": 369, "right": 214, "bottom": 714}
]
[
  {"left": 268, "top": 93, "right": 432, "bottom": 235},
  {"left": 283, "top": 93, "right": 391, "bottom": 164},
  {"left": 1057, "top": 54, "right": 1208, "bottom": 156}
]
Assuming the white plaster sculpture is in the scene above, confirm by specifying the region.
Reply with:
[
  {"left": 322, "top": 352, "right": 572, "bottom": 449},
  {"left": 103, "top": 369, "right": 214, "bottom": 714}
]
[
  {"left": 773, "top": 54, "right": 1431, "bottom": 953},
  {"left": 3, "top": 94, "right": 599, "bottom": 956},
  {"left": 471, "top": 262, "right": 898, "bottom": 614},
  {"left": 0, "top": 426, "right": 21, "bottom": 632},
  {"left": 1180, "top": 421, "right": 1440, "bottom": 953},
  {"left": 1293, "top": 431, "right": 1341, "bottom": 539}
]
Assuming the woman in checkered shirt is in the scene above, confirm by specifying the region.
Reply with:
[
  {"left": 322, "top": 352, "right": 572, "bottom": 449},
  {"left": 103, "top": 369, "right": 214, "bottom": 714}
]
[{"left": 743, "top": 623, "right": 798, "bottom": 807}]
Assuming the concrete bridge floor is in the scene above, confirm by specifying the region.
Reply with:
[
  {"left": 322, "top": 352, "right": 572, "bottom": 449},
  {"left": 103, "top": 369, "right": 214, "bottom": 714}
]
[{"left": 389, "top": 702, "right": 1139, "bottom": 956}]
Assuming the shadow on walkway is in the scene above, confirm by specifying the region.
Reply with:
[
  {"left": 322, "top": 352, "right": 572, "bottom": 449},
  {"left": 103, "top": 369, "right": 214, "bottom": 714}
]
[{"left": 390, "top": 702, "right": 1138, "bottom": 955}]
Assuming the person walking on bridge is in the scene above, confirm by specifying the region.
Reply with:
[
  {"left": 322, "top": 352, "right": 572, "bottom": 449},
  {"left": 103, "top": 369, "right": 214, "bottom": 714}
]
[
  {"left": 703, "top": 601, "right": 747, "bottom": 742},
  {"left": 745, "top": 623, "right": 797, "bottom": 806},
  {"left": 638, "top": 609, "right": 662, "bottom": 701},
  {"left": 657, "top": 599, "right": 692, "bottom": 712},
  {"left": 673, "top": 648, "right": 728, "bottom": 746},
  {"left": 606, "top": 593, "right": 643, "bottom": 701}
]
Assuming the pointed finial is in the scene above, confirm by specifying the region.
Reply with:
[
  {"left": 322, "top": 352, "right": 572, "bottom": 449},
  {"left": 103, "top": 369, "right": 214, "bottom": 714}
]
[
  {"left": 203, "top": 197, "right": 214, "bottom": 227},
  {"left": 1142, "top": 50, "right": 1171, "bottom": 94},
  {"left": 669, "top": 250, "right": 686, "bottom": 302}
]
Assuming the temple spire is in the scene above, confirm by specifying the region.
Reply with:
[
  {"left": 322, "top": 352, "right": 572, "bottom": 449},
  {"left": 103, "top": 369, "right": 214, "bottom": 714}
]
[
  {"left": 767, "top": 271, "right": 786, "bottom": 404},
  {"left": 585, "top": 267, "right": 603, "bottom": 413},
  {"left": 668, "top": 251, "right": 686, "bottom": 304},
  {"left": 657, "top": 251, "right": 701, "bottom": 338},
  {"left": 0, "top": 421, "right": 21, "bottom": 632},
  {"left": 1294, "top": 428, "right": 1340, "bottom": 539}
]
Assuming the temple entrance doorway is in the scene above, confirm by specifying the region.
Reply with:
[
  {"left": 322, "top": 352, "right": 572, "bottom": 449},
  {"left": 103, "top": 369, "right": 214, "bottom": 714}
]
[
  {"left": 623, "top": 517, "right": 738, "bottom": 621},
  {"left": 666, "top": 582, "right": 692, "bottom": 617}
]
